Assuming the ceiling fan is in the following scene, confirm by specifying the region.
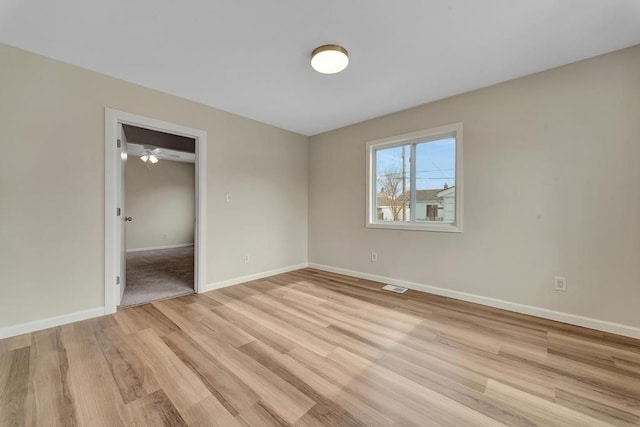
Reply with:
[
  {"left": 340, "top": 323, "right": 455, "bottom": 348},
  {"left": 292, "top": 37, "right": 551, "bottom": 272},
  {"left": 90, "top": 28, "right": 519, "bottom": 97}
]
[
  {"left": 140, "top": 146, "right": 160, "bottom": 164},
  {"left": 137, "top": 145, "right": 183, "bottom": 166},
  {"left": 127, "top": 142, "right": 195, "bottom": 164}
]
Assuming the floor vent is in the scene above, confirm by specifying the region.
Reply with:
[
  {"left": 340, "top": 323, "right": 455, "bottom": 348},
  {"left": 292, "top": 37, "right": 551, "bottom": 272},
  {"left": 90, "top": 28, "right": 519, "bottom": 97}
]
[{"left": 382, "top": 284, "right": 408, "bottom": 294}]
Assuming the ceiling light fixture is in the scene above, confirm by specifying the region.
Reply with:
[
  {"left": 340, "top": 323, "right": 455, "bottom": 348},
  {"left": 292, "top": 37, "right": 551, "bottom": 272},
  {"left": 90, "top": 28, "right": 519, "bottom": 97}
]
[
  {"left": 311, "top": 44, "right": 349, "bottom": 74},
  {"left": 140, "top": 146, "right": 160, "bottom": 167}
]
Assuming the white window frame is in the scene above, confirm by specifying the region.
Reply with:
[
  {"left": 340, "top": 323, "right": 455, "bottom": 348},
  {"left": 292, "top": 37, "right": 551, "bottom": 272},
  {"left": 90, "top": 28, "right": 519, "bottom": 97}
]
[{"left": 366, "top": 122, "right": 463, "bottom": 233}]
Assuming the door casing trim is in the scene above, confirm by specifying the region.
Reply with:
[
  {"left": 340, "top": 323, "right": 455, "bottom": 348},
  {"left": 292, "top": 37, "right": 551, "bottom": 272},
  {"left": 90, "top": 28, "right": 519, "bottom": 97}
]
[{"left": 104, "top": 108, "right": 207, "bottom": 314}]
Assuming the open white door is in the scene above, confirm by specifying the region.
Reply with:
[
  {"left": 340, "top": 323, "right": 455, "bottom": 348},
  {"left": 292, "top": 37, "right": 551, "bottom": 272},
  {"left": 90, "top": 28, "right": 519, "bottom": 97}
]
[{"left": 116, "top": 123, "right": 128, "bottom": 305}]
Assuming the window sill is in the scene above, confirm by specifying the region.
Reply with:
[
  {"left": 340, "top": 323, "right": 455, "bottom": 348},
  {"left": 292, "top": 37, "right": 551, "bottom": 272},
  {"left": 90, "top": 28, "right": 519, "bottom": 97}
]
[{"left": 366, "top": 221, "right": 462, "bottom": 233}]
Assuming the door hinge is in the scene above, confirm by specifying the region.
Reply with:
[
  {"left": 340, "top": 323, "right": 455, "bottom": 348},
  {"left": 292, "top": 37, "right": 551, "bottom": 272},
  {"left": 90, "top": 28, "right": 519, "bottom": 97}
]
[
  {"left": 117, "top": 207, "right": 121, "bottom": 216},
  {"left": 116, "top": 276, "right": 120, "bottom": 285},
  {"left": 117, "top": 139, "right": 121, "bottom": 148}
]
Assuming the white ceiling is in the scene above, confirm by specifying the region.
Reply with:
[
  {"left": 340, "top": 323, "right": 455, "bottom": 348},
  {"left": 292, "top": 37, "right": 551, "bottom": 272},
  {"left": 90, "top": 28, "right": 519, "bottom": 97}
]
[{"left": 1, "top": 1, "right": 639, "bottom": 136}]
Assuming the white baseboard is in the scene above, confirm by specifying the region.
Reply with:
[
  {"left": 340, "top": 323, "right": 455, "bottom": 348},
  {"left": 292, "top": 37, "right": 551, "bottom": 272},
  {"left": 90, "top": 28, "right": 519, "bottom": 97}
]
[
  {"left": 0, "top": 262, "right": 306, "bottom": 340},
  {"left": 126, "top": 243, "right": 194, "bottom": 253},
  {"left": 5, "top": 263, "right": 637, "bottom": 341},
  {"left": 0, "top": 307, "right": 105, "bottom": 340},
  {"left": 203, "top": 263, "right": 309, "bottom": 292},
  {"left": 308, "top": 263, "right": 640, "bottom": 340}
]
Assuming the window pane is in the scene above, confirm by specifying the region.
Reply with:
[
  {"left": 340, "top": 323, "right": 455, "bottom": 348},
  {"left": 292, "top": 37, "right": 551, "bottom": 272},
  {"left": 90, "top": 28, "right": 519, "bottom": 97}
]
[
  {"left": 414, "top": 137, "right": 456, "bottom": 223},
  {"left": 375, "top": 144, "right": 410, "bottom": 222},
  {"left": 367, "top": 124, "right": 461, "bottom": 232}
]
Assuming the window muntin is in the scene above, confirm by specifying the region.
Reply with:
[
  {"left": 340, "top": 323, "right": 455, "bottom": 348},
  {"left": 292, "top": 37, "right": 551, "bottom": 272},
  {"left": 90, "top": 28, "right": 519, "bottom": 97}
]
[{"left": 366, "top": 123, "right": 462, "bottom": 232}]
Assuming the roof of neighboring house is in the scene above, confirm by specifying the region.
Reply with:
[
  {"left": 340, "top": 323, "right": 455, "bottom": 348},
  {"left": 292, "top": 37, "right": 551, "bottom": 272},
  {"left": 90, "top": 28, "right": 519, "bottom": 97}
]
[
  {"left": 376, "top": 194, "right": 401, "bottom": 207},
  {"left": 376, "top": 188, "right": 446, "bottom": 207},
  {"left": 415, "top": 189, "right": 441, "bottom": 202},
  {"left": 437, "top": 185, "right": 456, "bottom": 197}
]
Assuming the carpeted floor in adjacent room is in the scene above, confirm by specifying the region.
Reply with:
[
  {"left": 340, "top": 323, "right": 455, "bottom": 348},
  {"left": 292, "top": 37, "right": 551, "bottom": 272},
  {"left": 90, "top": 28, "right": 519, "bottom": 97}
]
[{"left": 121, "top": 245, "right": 194, "bottom": 307}]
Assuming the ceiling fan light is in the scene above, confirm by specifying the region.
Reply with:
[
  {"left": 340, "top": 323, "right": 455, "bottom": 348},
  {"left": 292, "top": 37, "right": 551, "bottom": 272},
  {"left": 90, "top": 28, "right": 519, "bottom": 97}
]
[
  {"left": 311, "top": 45, "right": 349, "bottom": 74},
  {"left": 149, "top": 155, "right": 158, "bottom": 164},
  {"left": 140, "top": 154, "right": 149, "bottom": 162}
]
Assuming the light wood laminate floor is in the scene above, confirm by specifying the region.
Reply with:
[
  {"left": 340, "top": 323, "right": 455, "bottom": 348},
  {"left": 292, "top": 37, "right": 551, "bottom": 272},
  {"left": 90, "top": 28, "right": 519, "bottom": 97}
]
[{"left": 1, "top": 269, "right": 640, "bottom": 426}]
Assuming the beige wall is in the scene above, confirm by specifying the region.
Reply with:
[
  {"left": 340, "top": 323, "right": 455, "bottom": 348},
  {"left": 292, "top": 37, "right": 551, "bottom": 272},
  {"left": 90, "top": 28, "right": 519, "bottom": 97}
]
[
  {"left": 309, "top": 45, "right": 640, "bottom": 328},
  {"left": 125, "top": 159, "right": 195, "bottom": 251},
  {"left": 0, "top": 43, "right": 308, "bottom": 328},
  {"left": 2, "top": 40, "right": 639, "bottom": 333}
]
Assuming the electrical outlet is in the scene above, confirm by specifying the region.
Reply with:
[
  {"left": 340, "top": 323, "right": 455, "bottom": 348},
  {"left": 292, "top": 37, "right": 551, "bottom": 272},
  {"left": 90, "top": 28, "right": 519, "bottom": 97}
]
[
  {"left": 371, "top": 251, "right": 378, "bottom": 262},
  {"left": 162, "top": 233, "right": 168, "bottom": 240},
  {"left": 226, "top": 193, "right": 231, "bottom": 203},
  {"left": 244, "top": 254, "right": 250, "bottom": 263},
  {"left": 554, "top": 276, "right": 567, "bottom": 291}
]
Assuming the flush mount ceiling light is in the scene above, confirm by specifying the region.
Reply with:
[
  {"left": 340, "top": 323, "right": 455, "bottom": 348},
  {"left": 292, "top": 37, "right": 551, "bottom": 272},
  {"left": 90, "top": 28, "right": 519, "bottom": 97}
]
[{"left": 311, "top": 44, "right": 349, "bottom": 74}]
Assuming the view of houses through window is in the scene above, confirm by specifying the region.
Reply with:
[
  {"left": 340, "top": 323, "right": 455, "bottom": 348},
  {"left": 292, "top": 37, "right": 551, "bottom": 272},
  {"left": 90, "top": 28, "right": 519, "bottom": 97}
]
[{"left": 375, "top": 135, "right": 456, "bottom": 224}]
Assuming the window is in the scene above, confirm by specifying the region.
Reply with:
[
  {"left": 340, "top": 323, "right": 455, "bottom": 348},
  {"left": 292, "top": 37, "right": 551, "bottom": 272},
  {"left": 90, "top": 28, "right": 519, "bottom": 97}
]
[{"left": 366, "top": 123, "right": 462, "bottom": 232}]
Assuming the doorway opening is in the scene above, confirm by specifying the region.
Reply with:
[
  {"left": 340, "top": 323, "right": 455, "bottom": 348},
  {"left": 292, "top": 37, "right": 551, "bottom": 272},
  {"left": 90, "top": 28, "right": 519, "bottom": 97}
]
[
  {"left": 120, "top": 124, "right": 196, "bottom": 307},
  {"left": 104, "top": 109, "right": 207, "bottom": 314}
]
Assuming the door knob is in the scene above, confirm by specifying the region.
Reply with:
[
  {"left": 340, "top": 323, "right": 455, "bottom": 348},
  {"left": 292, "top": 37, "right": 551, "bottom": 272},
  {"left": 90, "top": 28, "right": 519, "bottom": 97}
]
[{"left": 125, "top": 216, "right": 133, "bottom": 222}]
